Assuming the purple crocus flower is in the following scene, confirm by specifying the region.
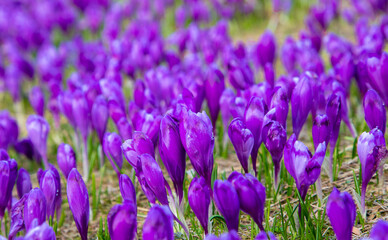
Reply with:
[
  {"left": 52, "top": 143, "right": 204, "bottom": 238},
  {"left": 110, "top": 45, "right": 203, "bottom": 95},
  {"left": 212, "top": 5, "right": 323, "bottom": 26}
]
[
  {"left": 14, "top": 138, "right": 42, "bottom": 163},
  {"left": 159, "top": 114, "right": 186, "bottom": 202},
  {"left": 312, "top": 114, "right": 330, "bottom": 150},
  {"left": 188, "top": 177, "right": 211, "bottom": 234},
  {"left": 367, "top": 53, "right": 388, "bottom": 106},
  {"left": 24, "top": 222, "right": 56, "bottom": 240},
  {"left": 205, "top": 230, "right": 241, "bottom": 240},
  {"left": 213, "top": 180, "right": 240, "bottom": 232},
  {"left": 228, "top": 118, "right": 254, "bottom": 173},
  {"left": 255, "top": 30, "right": 276, "bottom": 68},
  {"left": 284, "top": 134, "right": 326, "bottom": 201},
  {"left": 91, "top": 95, "right": 109, "bottom": 143},
  {"left": 270, "top": 87, "right": 289, "bottom": 129},
  {"left": 67, "top": 168, "right": 89, "bottom": 240},
  {"left": 37, "top": 165, "right": 62, "bottom": 220},
  {"left": 16, "top": 168, "right": 32, "bottom": 199},
  {"left": 103, "top": 132, "right": 123, "bottom": 177},
  {"left": 262, "top": 121, "right": 287, "bottom": 189},
  {"left": 115, "top": 117, "right": 133, "bottom": 141},
  {"left": 26, "top": 115, "right": 50, "bottom": 169},
  {"left": 228, "top": 172, "right": 266, "bottom": 231},
  {"left": 363, "top": 89, "right": 386, "bottom": 134},
  {"left": 8, "top": 193, "right": 28, "bottom": 239},
  {"left": 205, "top": 67, "right": 225, "bottom": 128},
  {"left": 326, "top": 188, "right": 356, "bottom": 240},
  {"left": 122, "top": 131, "right": 155, "bottom": 168},
  {"left": 142, "top": 205, "right": 174, "bottom": 240},
  {"left": 119, "top": 174, "right": 136, "bottom": 206},
  {"left": 0, "top": 157, "right": 17, "bottom": 219},
  {"left": 326, "top": 93, "right": 341, "bottom": 181},
  {"left": 244, "top": 96, "right": 266, "bottom": 175},
  {"left": 264, "top": 63, "right": 275, "bottom": 88},
  {"left": 24, "top": 188, "right": 47, "bottom": 231},
  {"left": 255, "top": 231, "right": 278, "bottom": 240},
  {"left": 227, "top": 58, "right": 254, "bottom": 90},
  {"left": 107, "top": 203, "right": 137, "bottom": 240},
  {"left": 357, "top": 128, "right": 387, "bottom": 217},
  {"left": 58, "top": 91, "right": 76, "bottom": 127},
  {"left": 370, "top": 220, "right": 388, "bottom": 239},
  {"left": 57, "top": 143, "right": 77, "bottom": 179},
  {"left": 291, "top": 75, "right": 312, "bottom": 138},
  {"left": 180, "top": 110, "right": 214, "bottom": 187},
  {"left": 29, "top": 86, "right": 45, "bottom": 116}
]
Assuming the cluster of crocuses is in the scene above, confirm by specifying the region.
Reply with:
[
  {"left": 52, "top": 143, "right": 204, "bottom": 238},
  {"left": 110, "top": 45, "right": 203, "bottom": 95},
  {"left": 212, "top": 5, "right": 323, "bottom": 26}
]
[{"left": 1, "top": 0, "right": 388, "bottom": 239}]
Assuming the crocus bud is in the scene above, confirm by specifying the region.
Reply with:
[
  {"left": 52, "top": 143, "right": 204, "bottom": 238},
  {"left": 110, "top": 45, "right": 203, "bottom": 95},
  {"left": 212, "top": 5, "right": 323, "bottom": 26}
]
[
  {"left": 24, "top": 222, "right": 56, "bottom": 240},
  {"left": 228, "top": 172, "right": 265, "bottom": 231},
  {"left": 67, "top": 168, "right": 89, "bottom": 240},
  {"left": 57, "top": 143, "right": 77, "bottom": 179},
  {"left": 0, "top": 158, "right": 17, "bottom": 218},
  {"left": 58, "top": 91, "right": 75, "bottom": 127},
  {"left": 244, "top": 97, "right": 266, "bottom": 174},
  {"left": 72, "top": 90, "right": 90, "bottom": 143},
  {"left": 213, "top": 180, "right": 240, "bottom": 232},
  {"left": 122, "top": 131, "right": 155, "bottom": 168},
  {"left": 367, "top": 53, "right": 388, "bottom": 106},
  {"left": 262, "top": 121, "right": 287, "bottom": 188},
  {"left": 370, "top": 220, "right": 388, "bottom": 239},
  {"left": 107, "top": 203, "right": 137, "bottom": 240},
  {"left": 143, "top": 204, "right": 174, "bottom": 240},
  {"left": 363, "top": 89, "right": 386, "bottom": 134},
  {"left": 16, "top": 168, "right": 32, "bottom": 198},
  {"left": 0, "top": 111, "right": 19, "bottom": 150},
  {"left": 227, "top": 58, "right": 254, "bottom": 90},
  {"left": 291, "top": 75, "right": 312, "bottom": 138},
  {"left": 14, "top": 138, "right": 41, "bottom": 162},
  {"left": 29, "top": 86, "right": 45, "bottom": 116},
  {"left": 255, "top": 231, "right": 278, "bottom": 240},
  {"left": 103, "top": 132, "right": 123, "bottom": 177},
  {"left": 24, "top": 188, "right": 47, "bottom": 231},
  {"left": 255, "top": 30, "right": 276, "bottom": 68},
  {"left": 205, "top": 67, "right": 225, "bottom": 127},
  {"left": 312, "top": 114, "right": 330, "bottom": 150},
  {"left": 115, "top": 117, "right": 133, "bottom": 141},
  {"left": 326, "top": 188, "right": 356, "bottom": 240},
  {"left": 119, "top": 174, "right": 136, "bottom": 206},
  {"left": 284, "top": 134, "right": 326, "bottom": 200},
  {"left": 326, "top": 93, "right": 341, "bottom": 181},
  {"left": 91, "top": 95, "right": 108, "bottom": 142},
  {"left": 188, "top": 177, "right": 211, "bottom": 234},
  {"left": 159, "top": 114, "right": 186, "bottom": 202},
  {"left": 109, "top": 98, "right": 126, "bottom": 125},
  {"left": 228, "top": 118, "right": 254, "bottom": 173},
  {"left": 180, "top": 110, "right": 214, "bottom": 187},
  {"left": 270, "top": 87, "right": 289, "bottom": 129},
  {"left": 264, "top": 63, "right": 275, "bottom": 88},
  {"left": 357, "top": 128, "right": 387, "bottom": 217},
  {"left": 37, "top": 165, "right": 62, "bottom": 220},
  {"left": 26, "top": 115, "right": 50, "bottom": 169}
]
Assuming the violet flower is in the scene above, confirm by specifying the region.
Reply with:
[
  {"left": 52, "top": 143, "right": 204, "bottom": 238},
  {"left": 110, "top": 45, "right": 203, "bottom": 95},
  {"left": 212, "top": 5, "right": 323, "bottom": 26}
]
[
  {"left": 228, "top": 172, "right": 266, "bottom": 231},
  {"left": 255, "top": 231, "right": 278, "bottom": 240},
  {"left": 115, "top": 117, "right": 133, "bottom": 141},
  {"left": 357, "top": 128, "right": 387, "bottom": 217},
  {"left": 159, "top": 114, "right": 186, "bottom": 203},
  {"left": 107, "top": 203, "right": 137, "bottom": 240},
  {"left": 29, "top": 86, "right": 45, "bottom": 116},
  {"left": 213, "top": 180, "right": 240, "bottom": 232},
  {"left": 24, "top": 222, "right": 56, "bottom": 240},
  {"left": 370, "top": 220, "right": 388, "bottom": 239},
  {"left": 326, "top": 188, "right": 356, "bottom": 240},
  {"left": 119, "top": 174, "right": 136, "bottom": 206},
  {"left": 188, "top": 177, "right": 211, "bottom": 234},
  {"left": 255, "top": 30, "right": 276, "bottom": 68},
  {"left": 16, "top": 168, "right": 32, "bottom": 199},
  {"left": 24, "top": 188, "right": 46, "bottom": 231},
  {"left": 205, "top": 230, "right": 241, "bottom": 240},
  {"left": 122, "top": 131, "right": 155, "bottom": 168},
  {"left": 367, "top": 53, "right": 388, "bottom": 106},
  {"left": 103, "top": 132, "right": 123, "bottom": 177},
  {"left": 180, "top": 110, "right": 214, "bottom": 187},
  {"left": 205, "top": 67, "right": 225, "bottom": 128},
  {"left": 37, "top": 165, "right": 62, "bottom": 220},
  {"left": 26, "top": 115, "right": 50, "bottom": 169},
  {"left": 228, "top": 118, "right": 254, "bottom": 173},
  {"left": 14, "top": 138, "right": 41, "bottom": 163},
  {"left": 0, "top": 157, "right": 17, "bottom": 219},
  {"left": 363, "top": 89, "right": 386, "bottom": 134},
  {"left": 312, "top": 114, "right": 330, "bottom": 150},
  {"left": 270, "top": 87, "right": 289, "bottom": 130},
  {"left": 142, "top": 205, "right": 174, "bottom": 240},
  {"left": 291, "top": 75, "right": 312, "bottom": 138},
  {"left": 91, "top": 95, "right": 108, "bottom": 165},
  {"left": 57, "top": 143, "right": 77, "bottom": 179},
  {"left": 67, "top": 168, "right": 89, "bottom": 240}
]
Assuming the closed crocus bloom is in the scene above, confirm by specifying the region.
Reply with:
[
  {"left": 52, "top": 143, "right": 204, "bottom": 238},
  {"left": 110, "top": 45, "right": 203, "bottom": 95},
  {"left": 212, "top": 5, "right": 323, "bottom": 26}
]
[
  {"left": 255, "top": 231, "right": 278, "bottom": 240},
  {"left": 357, "top": 128, "right": 387, "bottom": 217},
  {"left": 159, "top": 114, "right": 186, "bottom": 202},
  {"left": 108, "top": 98, "right": 126, "bottom": 124},
  {"left": 312, "top": 114, "right": 330, "bottom": 150},
  {"left": 24, "top": 188, "right": 47, "bottom": 231},
  {"left": 67, "top": 168, "right": 89, "bottom": 240},
  {"left": 255, "top": 30, "right": 276, "bottom": 68},
  {"left": 188, "top": 177, "right": 211, "bottom": 234},
  {"left": 16, "top": 168, "right": 32, "bottom": 198},
  {"left": 262, "top": 121, "right": 287, "bottom": 188},
  {"left": 0, "top": 111, "right": 19, "bottom": 149},
  {"left": 180, "top": 110, "right": 214, "bottom": 187},
  {"left": 228, "top": 118, "right": 254, "bottom": 173},
  {"left": 0, "top": 158, "right": 17, "bottom": 218},
  {"left": 103, "top": 132, "right": 123, "bottom": 177},
  {"left": 220, "top": 88, "right": 236, "bottom": 132},
  {"left": 24, "top": 222, "right": 56, "bottom": 240},
  {"left": 291, "top": 75, "right": 312, "bottom": 138},
  {"left": 205, "top": 67, "right": 225, "bottom": 127},
  {"left": 270, "top": 87, "right": 289, "bottom": 129},
  {"left": 228, "top": 172, "right": 265, "bottom": 231},
  {"left": 72, "top": 90, "right": 90, "bottom": 143},
  {"left": 326, "top": 188, "right": 356, "bottom": 240},
  {"left": 122, "top": 131, "right": 155, "bottom": 168},
  {"left": 363, "top": 89, "right": 386, "bottom": 134},
  {"left": 326, "top": 93, "right": 341, "bottom": 181},
  {"left": 119, "top": 174, "right": 136, "bottom": 205},
  {"left": 143, "top": 205, "right": 174, "bottom": 240},
  {"left": 57, "top": 143, "right": 77, "bottom": 179},
  {"left": 139, "top": 113, "right": 162, "bottom": 146},
  {"left": 370, "top": 220, "right": 388, "bottom": 239},
  {"left": 284, "top": 134, "right": 326, "bottom": 200},
  {"left": 29, "top": 86, "right": 45, "bottom": 116},
  {"left": 367, "top": 53, "right": 388, "bottom": 105},
  {"left": 91, "top": 95, "right": 108, "bottom": 142},
  {"left": 213, "top": 180, "right": 240, "bottom": 232},
  {"left": 115, "top": 117, "right": 133, "bottom": 141},
  {"left": 58, "top": 91, "right": 75, "bottom": 127},
  {"left": 14, "top": 138, "right": 41, "bottom": 162},
  {"left": 227, "top": 58, "right": 254, "bottom": 90},
  {"left": 37, "top": 165, "right": 62, "bottom": 220},
  {"left": 264, "top": 63, "right": 275, "bottom": 88},
  {"left": 244, "top": 96, "right": 266, "bottom": 174},
  {"left": 107, "top": 203, "right": 137, "bottom": 240},
  {"left": 26, "top": 115, "right": 50, "bottom": 169}
]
